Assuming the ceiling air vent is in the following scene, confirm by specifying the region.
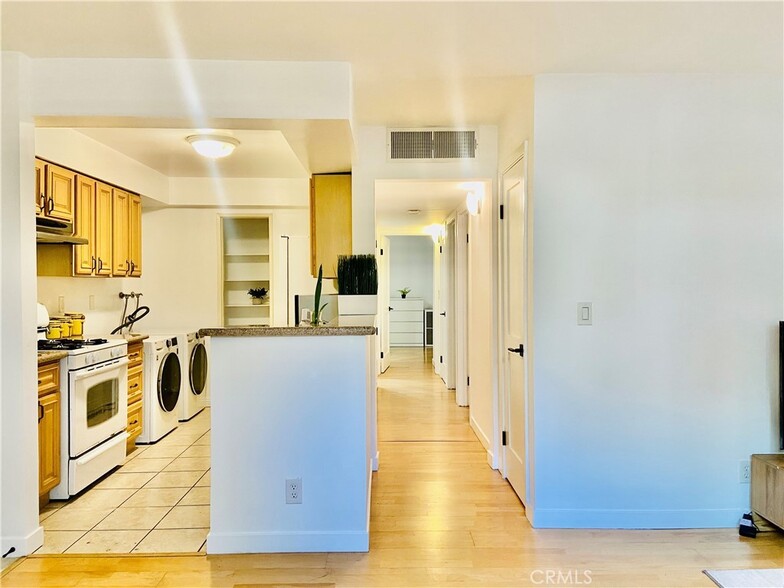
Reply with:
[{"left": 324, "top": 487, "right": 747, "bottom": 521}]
[{"left": 388, "top": 129, "right": 477, "bottom": 161}]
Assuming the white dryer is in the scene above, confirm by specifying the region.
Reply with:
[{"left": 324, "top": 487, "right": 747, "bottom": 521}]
[
  {"left": 147, "top": 330, "right": 209, "bottom": 421},
  {"left": 137, "top": 336, "right": 181, "bottom": 443}
]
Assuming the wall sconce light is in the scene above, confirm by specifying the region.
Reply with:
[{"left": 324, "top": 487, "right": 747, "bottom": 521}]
[
  {"left": 425, "top": 224, "right": 445, "bottom": 244},
  {"left": 466, "top": 190, "right": 482, "bottom": 216},
  {"left": 186, "top": 134, "right": 240, "bottom": 159}
]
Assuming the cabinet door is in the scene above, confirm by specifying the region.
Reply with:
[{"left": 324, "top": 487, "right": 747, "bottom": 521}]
[
  {"left": 128, "top": 194, "right": 142, "bottom": 277},
  {"left": 95, "top": 183, "right": 114, "bottom": 276},
  {"left": 112, "top": 188, "right": 130, "bottom": 276},
  {"left": 311, "top": 174, "right": 352, "bottom": 278},
  {"left": 73, "top": 175, "right": 97, "bottom": 276},
  {"left": 35, "top": 158, "right": 46, "bottom": 217},
  {"left": 38, "top": 392, "right": 60, "bottom": 495},
  {"left": 46, "top": 163, "right": 75, "bottom": 223}
]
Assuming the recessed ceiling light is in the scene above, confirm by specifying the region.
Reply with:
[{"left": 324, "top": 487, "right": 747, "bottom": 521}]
[
  {"left": 407, "top": 209, "right": 421, "bottom": 215},
  {"left": 186, "top": 134, "right": 240, "bottom": 159}
]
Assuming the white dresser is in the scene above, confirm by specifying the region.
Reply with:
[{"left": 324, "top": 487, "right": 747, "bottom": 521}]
[{"left": 389, "top": 298, "right": 425, "bottom": 347}]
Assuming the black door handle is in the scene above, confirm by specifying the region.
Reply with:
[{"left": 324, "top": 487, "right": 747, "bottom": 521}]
[
  {"left": 388, "top": 307, "right": 393, "bottom": 311},
  {"left": 439, "top": 312, "right": 446, "bottom": 316},
  {"left": 507, "top": 344, "right": 525, "bottom": 357}
]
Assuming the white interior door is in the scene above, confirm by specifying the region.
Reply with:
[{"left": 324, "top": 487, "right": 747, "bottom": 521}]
[
  {"left": 378, "top": 236, "right": 391, "bottom": 373},
  {"left": 501, "top": 154, "right": 528, "bottom": 504},
  {"left": 455, "top": 212, "right": 469, "bottom": 406}
]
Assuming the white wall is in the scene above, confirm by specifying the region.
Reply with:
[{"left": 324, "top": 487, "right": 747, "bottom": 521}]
[
  {"left": 531, "top": 74, "right": 783, "bottom": 528},
  {"left": 355, "top": 125, "right": 499, "bottom": 253},
  {"left": 1, "top": 52, "right": 43, "bottom": 558},
  {"left": 388, "top": 236, "right": 434, "bottom": 307},
  {"left": 467, "top": 185, "right": 497, "bottom": 462},
  {"left": 38, "top": 205, "right": 313, "bottom": 334}
]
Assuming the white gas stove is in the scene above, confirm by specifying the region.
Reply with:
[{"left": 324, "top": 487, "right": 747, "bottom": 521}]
[{"left": 41, "top": 337, "right": 130, "bottom": 499}]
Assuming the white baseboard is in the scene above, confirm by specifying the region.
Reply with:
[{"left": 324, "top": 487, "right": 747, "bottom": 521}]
[
  {"left": 206, "top": 530, "right": 369, "bottom": 553},
  {"left": 1, "top": 524, "right": 43, "bottom": 557},
  {"left": 530, "top": 507, "right": 745, "bottom": 529},
  {"left": 469, "top": 415, "right": 497, "bottom": 469}
]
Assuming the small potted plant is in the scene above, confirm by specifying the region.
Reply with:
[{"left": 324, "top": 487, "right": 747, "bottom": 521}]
[
  {"left": 398, "top": 287, "right": 411, "bottom": 300},
  {"left": 247, "top": 287, "right": 268, "bottom": 305},
  {"left": 337, "top": 254, "right": 378, "bottom": 316}
]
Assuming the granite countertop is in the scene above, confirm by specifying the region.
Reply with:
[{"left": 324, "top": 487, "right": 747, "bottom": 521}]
[
  {"left": 38, "top": 350, "right": 68, "bottom": 365},
  {"left": 200, "top": 325, "right": 376, "bottom": 338}
]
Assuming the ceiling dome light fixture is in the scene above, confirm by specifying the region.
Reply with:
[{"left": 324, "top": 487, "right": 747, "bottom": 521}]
[
  {"left": 407, "top": 209, "right": 421, "bottom": 215},
  {"left": 186, "top": 134, "right": 240, "bottom": 159}
]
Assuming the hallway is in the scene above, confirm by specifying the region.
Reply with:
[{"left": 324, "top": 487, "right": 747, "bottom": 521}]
[{"left": 3, "top": 349, "right": 784, "bottom": 586}]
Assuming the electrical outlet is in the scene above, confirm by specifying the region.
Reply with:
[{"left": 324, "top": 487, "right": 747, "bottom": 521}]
[
  {"left": 285, "top": 478, "right": 302, "bottom": 504},
  {"left": 58, "top": 295, "right": 65, "bottom": 313},
  {"left": 739, "top": 460, "right": 751, "bottom": 484},
  {"left": 89, "top": 295, "right": 95, "bottom": 310}
]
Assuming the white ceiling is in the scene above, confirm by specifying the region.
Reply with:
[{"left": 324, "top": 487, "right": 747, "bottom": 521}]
[
  {"left": 376, "top": 179, "right": 471, "bottom": 234},
  {"left": 75, "top": 128, "right": 308, "bottom": 178},
  {"left": 4, "top": 2, "right": 779, "bottom": 182},
  {"left": 2, "top": 2, "right": 781, "bottom": 126}
]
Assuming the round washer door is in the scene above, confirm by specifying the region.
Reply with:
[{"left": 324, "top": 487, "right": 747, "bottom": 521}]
[
  {"left": 157, "top": 351, "right": 181, "bottom": 413},
  {"left": 190, "top": 342, "right": 208, "bottom": 396}
]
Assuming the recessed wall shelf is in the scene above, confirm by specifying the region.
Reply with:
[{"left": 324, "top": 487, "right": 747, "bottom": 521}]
[{"left": 220, "top": 216, "right": 272, "bottom": 327}]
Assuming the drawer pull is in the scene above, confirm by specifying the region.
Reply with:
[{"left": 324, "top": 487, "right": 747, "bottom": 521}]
[
  {"left": 38, "top": 403, "right": 44, "bottom": 423},
  {"left": 38, "top": 379, "right": 42, "bottom": 385},
  {"left": 129, "top": 420, "right": 139, "bottom": 426},
  {"left": 130, "top": 383, "right": 139, "bottom": 390}
]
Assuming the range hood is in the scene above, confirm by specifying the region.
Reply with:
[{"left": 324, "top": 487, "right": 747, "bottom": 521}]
[{"left": 36, "top": 217, "right": 88, "bottom": 245}]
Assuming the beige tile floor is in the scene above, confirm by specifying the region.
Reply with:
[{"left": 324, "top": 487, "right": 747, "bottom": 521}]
[{"left": 36, "top": 408, "right": 211, "bottom": 555}]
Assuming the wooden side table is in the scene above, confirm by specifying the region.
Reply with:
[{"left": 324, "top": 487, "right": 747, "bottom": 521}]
[{"left": 751, "top": 454, "right": 784, "bottom": 530}]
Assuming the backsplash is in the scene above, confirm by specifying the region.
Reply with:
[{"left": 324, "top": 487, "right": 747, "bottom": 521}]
[{"left": 37, "top": 276, "right": 141, "bottom": 336}]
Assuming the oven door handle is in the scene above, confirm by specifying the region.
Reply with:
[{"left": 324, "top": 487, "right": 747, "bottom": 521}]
[{"left": 71, "top": 357, "right": 129, "bottom": 381}]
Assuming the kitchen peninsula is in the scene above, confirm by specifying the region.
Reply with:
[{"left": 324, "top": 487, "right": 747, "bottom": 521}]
[{"left": 199, "top": 324, "right": 378, "bottom": 553}]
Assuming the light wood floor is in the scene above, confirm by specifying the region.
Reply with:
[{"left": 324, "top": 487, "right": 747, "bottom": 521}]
[{"left": 3, "top": 347, "right": 783, "bottom": 587}]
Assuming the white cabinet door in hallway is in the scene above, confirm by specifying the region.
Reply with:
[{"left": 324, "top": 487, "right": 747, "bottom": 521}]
[{"left": 501, "top": 153, "right": 529, "bottom": 505}]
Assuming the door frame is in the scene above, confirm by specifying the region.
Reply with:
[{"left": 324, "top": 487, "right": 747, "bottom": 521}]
[
  {"left": 377, "top": 236, "right": 391, "bottom": 374},
  {"left": 455, "top": 210, "right": 469, "bottom": 406},
  {"left": 497, "top": 143, "right": 533, "bottom": 509}
]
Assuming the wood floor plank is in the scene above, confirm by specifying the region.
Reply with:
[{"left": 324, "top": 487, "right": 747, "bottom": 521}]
[{"left": 3, "top": 347, "right": 783, "bottom": 586}]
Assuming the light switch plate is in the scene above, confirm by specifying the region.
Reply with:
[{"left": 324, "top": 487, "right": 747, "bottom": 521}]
[{"left": 577, "top": 303, "right": 592, "bottom": 326}]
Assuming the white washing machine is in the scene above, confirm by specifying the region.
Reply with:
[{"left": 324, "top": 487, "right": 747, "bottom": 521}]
[
  {"left": 148, "top": 330, "right": 209, "bottom": 421},
  {"left": 137, "top": 335, "right": 181, "bottom": 443}
]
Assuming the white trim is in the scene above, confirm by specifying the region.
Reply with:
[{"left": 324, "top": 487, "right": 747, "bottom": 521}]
[
  {"left": 206, "top": 530, "right": 369, "bottom": 553},
  {"left": 455, "top": 210, "right": 469, "bottom": 406},
  {"left": 1, "top": 525, "right": 43, "bottom": 557},
  {"left": 470, "top": 415, "right": 490, "bottom": 448},
  {"left": 530, "top": 508, "right": 744, "bottom": 529}
]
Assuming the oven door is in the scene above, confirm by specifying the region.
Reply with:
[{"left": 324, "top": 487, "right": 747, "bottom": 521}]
[{"left": 69, "top": 357, "right": 128, "bottom": 457}]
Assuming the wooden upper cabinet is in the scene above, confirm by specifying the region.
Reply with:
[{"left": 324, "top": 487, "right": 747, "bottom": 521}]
[
  {"left": 310, "top": 173, "right": 352, "bottom": 278},
  {"left": 45, "top": 163, "right": 76, "bottom": 223},
  {"left": 95, "top": 183, "right": 114, "bottom": 276},
  {"left": 128, "top": 194, "right": 142, "bottom": 277},
  {"left": 34, "top": 159, "right": 46, "bottom": 217},
  {"left": 73, "top": 176, "right": 96, "bottom": 276},
  {"left": 112, "top": 188, "right": 130, "bottom": 276}
]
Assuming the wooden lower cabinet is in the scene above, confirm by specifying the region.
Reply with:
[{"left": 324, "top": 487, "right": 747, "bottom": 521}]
[
  {"left": 126, "top": 341, "right": 144, "bottom": 453},
  {"left": 38, "top": 362, "right": 61, "bottom": 496}
]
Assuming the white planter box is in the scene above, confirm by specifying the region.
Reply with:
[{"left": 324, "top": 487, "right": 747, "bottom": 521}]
[{"left": 338, "top": 295, "right": 378, "bottom": 316}]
